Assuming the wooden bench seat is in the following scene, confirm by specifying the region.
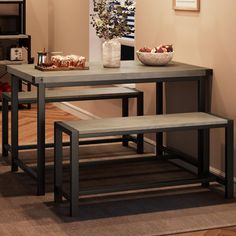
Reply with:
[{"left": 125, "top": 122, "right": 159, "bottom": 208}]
[
  {"left": 2, "top": 87, "right": 141, "bottom": 103},
  {"left": 61, "top": 112, "right": 228, "bottom": 137},
  {"left": 54, "top": 112, "right": 234, "bottom": 216},
  {"left": 2, "top": 86, "right": 144, "bottom": 158}
]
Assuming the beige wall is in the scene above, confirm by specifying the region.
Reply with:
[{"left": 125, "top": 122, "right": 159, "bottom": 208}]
[
  {"left": 136, "top": 0, "right": 236, "bottom": 174},
  {"left": 48, "top": 0, "right": 89, "bottom": 59},
  {"left": 25, "top": 0, "right": 89, "bottom": 61},
  {"left": 26, "top": 0, "right": 49, "bottom": 59}
]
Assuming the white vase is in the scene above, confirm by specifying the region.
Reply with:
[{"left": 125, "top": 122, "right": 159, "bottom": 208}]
[{"left": 102, "top": 38, "right": 121, "bottom": 68}]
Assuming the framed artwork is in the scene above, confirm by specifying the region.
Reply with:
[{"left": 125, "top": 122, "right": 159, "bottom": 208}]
[{"left": 173, "top": 0, "right": 200, "bottom": 11}]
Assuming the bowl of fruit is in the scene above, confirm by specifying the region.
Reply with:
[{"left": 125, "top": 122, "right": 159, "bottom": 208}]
[{"left": 136, "top": 44, "right": 174, "bottom": 66}]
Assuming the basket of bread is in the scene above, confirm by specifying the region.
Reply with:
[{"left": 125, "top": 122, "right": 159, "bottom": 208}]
[{"left": 35, "top": 51, "right": 88, "bottom": 71}]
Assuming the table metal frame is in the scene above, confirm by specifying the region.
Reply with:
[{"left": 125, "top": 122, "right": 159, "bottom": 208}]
[{"left": 8, "top": 61, "right": 213, "bottom": 195}]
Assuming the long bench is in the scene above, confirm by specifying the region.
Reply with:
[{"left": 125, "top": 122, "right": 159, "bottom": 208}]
[
  {"left": 2, "top": 87, "right": 144, "bottom": 165},
  {"left": 54, "top": 112, "right": 234, "bottom": 216}
]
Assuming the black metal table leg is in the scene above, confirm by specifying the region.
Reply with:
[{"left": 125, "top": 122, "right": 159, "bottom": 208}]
[
  {"left": 37, "top": 83, "right": 46, "bottom": 195},
  {"left": 122, "top": 97, "right": 129, "bottom": 147},
  {"left": 225, "top": 120, "right": 234, "bottom": 199},
  {"left": 156, "top": 82, "right": 163, "bottom": 155},
  {"left": 27, "top": 83, "right": 31, "bottom": 109},
  {"left": 137, "top": 92, "right": 144, "bottom": 154},
  {"left": 198, "top": 77, "right": 210, "bottom": 186},
  {"left": 11, "top": 75, "right": 19, "bottom": 172},
  {"left": 198, "top": 76, "right": 208, "bottom": 112},
  {"left": 2, "top": 97, "right": 9, "bottom": 157},
  {"left": 54, "top": 123, "right": 63, "bottom": 203},
  {"left": 19, "top": 80, "right": 23, "bottom": 92},
  {"left": 70, "top": 130, "right": 79, "bottom": 217}
]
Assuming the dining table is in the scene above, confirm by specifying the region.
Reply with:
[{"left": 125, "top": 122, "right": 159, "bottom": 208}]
[{"left": 7, "top": 60, "right": 213, "bottom": 195}]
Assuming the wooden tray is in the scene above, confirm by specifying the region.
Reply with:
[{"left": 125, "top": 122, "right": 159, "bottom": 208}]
[{"left": 35, "top": 65, "right": 89, "bottom": 71}]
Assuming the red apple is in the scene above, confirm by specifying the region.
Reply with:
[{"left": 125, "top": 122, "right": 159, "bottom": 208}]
[
  {"left": 165, "top": 45, "right": 173, "bottom": 52},
  {"left": 156, "top": 47, "right": 164, "bottom": 53},
  {"left": 145, "top": 47, "right": 152, "bottom": 52},
  {"left": 139, "top": 47, "right": 152, "bottom": 53}
]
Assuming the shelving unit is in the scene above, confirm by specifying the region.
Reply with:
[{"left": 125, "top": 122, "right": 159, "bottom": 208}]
[
  {"left": 0, "top": 0, "right": 26, "bottom": 34},
  {"left": 0, "top": 0, "right": 32, "bottom": 109},
  {"left": 0, "top": 34, "right": 32, "bottom": 63}
]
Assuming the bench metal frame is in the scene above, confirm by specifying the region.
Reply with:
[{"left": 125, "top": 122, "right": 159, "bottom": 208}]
[
  {"left": 2, "top": 88, "right": 144, "bottom": 180},
  {"left": 54, "top": 115, "right": 234, "bottom": 217}
]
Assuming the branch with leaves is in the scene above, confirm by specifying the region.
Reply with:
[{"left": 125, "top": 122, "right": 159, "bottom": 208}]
[{"left": 91, "top": 0, "right": 135, "bottom": 40}]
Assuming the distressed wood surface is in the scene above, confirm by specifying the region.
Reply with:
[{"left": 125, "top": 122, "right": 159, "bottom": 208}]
[
  {"left": 63, "top": 112, "right": 227, "bottom": 138},
  {"left": 3, "top": 86, "right": 139, "bottom": 102},
  {"left": 7, "top": 61, "right": 212, "bottom": 85}
]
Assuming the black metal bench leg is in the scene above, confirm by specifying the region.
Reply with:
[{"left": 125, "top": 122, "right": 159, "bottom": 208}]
[
  {"left": 156, "top": 82, "right": 163, "bottom": 156},
  {"left": 54, "top": 123, "right": 63, "bottom": 203},
  {"left": 27, "top": 83, "right": 31, "bottom": 110},
  {"left": 122, "top": 97, "right": 129, "bottom": 147},
  {"left": 198, "top": 129, "right": 210, "bottom": 187},
  {"left": 70, "top": 130, "right": 79, "bottom": 217},
  {"left": 225, "top": 120, "right": 234, "bottom": 199},
  {"left": 2, "top": 97, "right": 9, "bottom": 157},
  {"left": 137, "top": 92, "right": 144, "bottom": 154}
]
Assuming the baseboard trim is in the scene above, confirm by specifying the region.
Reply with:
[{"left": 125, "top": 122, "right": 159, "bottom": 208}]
[
  {"left": 54, "top": 102, "right": 100, "bottom": 120},
  {"left": 56, "top": 102, "right": 236, "bottom": 185}
]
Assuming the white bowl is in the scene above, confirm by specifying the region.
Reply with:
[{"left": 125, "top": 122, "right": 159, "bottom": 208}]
[{"left": 136, "top": 51, "right": 174, "bottom": 66}]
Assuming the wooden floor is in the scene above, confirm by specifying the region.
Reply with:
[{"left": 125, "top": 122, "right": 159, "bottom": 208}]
[
  {"left": 3, "top": 103, "right": 77, "bottom": 144},
  {"left": 176, "top": 228, "right": 236, "bottom": 236},
  {"left": 0, "top": 104, "right": 236, "bottom": 236}
]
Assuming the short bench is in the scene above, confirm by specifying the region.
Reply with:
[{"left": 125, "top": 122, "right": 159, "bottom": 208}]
[
  {"left": 54, "top": 112, "right": 234, "bottom": 216},
  {"left": 2, "top": 87, "right": 144, "bottom": 160}
]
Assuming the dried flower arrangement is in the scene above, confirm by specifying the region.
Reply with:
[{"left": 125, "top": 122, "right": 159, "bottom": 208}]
[{"left": 90, "top": 0, "right": 135, "bottom": 40}]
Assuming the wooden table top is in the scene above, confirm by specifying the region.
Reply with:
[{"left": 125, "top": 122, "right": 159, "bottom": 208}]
[{"left": 7, "top": 61, "right": 212, "bottom": 86}]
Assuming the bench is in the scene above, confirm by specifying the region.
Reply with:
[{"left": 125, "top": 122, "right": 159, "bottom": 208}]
[
  {"left": 54, "top": 112, "right": 234, "bottom": 216},
  {"left": 2, "top": 87, "right": 144, "bottom": 160}
]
